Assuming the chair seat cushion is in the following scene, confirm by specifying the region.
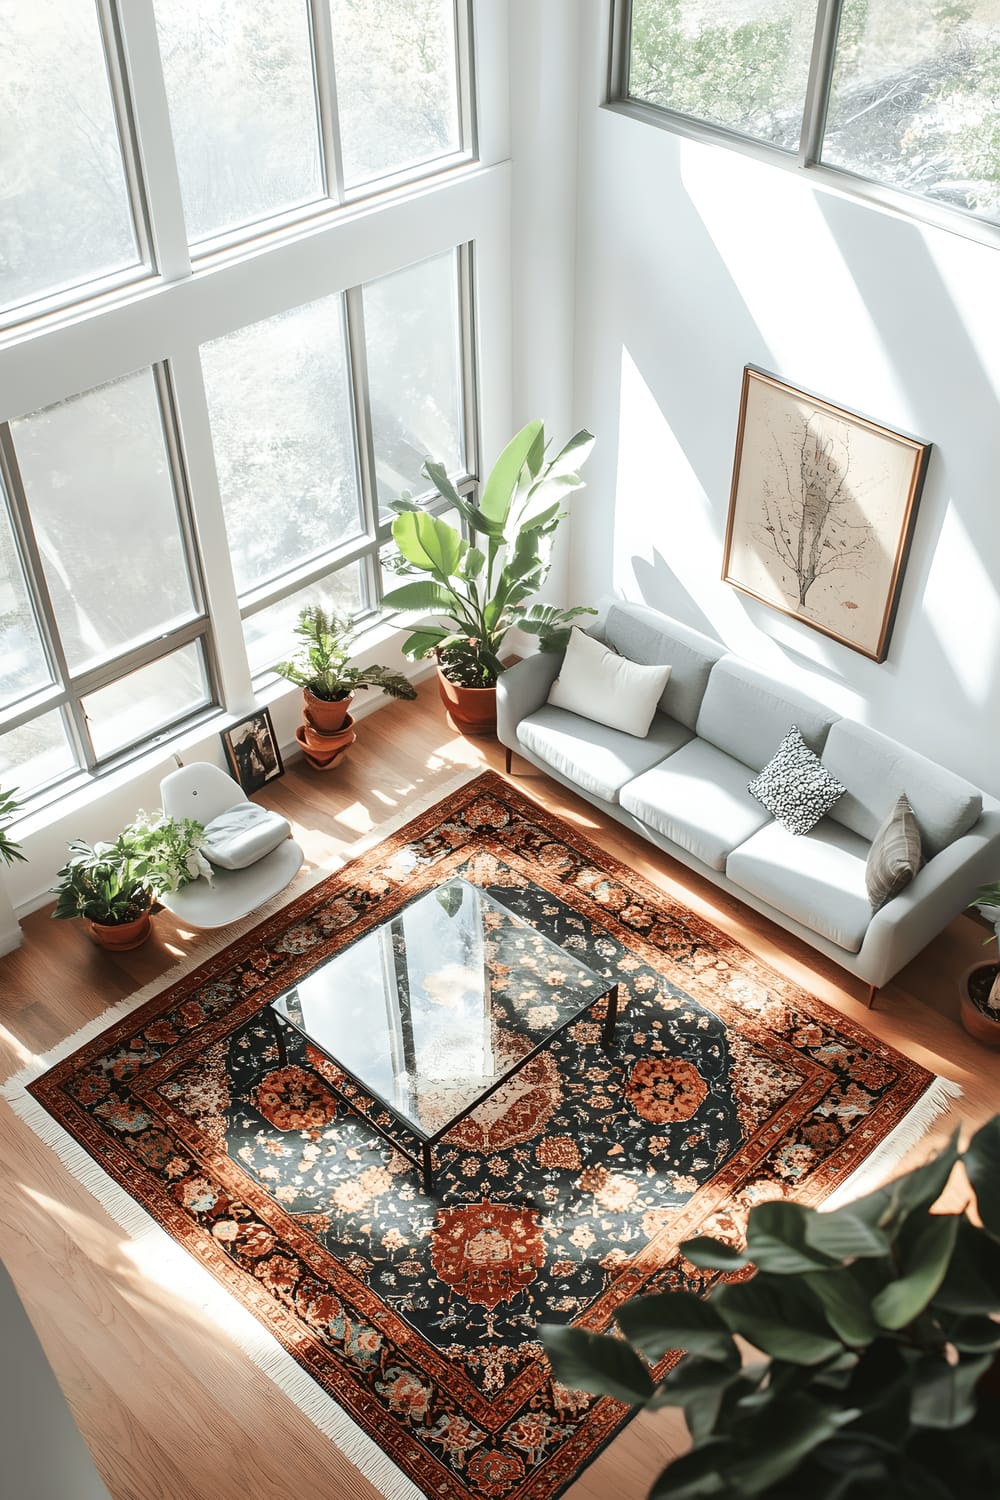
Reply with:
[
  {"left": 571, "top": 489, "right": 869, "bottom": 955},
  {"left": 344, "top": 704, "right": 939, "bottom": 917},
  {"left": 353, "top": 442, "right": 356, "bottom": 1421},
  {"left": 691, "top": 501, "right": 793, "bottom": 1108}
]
[
  {"left": 727, "top": 819, "right": 872, "bottom": 953},
  {"left": 518, "top": 705, "right": 691, "bottom": 804},
  {"left": 620, "top": 738, "right": 771, "bottom": 871},
  {"left": 203, "top": 803, "right": 291, "bottom": 870}
]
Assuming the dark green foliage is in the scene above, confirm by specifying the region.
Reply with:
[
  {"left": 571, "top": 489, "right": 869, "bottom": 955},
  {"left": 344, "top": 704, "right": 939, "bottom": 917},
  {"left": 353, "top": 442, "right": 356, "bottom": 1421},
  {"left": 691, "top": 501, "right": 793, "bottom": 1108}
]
[
  {"left": 0, "top": 786, "right": 26, "bottom": 867},
  {"left": 275, "top": 604, "right": 417, "bottom": 703},
  {"left": 51, "top": 814, "right": 209, "bottom": 926},
  {"left": 542, "top": 1120, "right": 1000, "bottom": 1498},
  {"left": 381, "top": 421, "right": 597, "bottom": 689}
]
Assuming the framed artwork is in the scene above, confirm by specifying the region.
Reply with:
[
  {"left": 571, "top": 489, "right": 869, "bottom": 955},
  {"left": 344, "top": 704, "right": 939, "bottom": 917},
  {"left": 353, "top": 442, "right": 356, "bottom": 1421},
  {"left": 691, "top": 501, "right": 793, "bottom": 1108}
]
[
  {"left": 722, "top": 367, "right": 931, "bottom": 662},
  {"left": 221, "top": 708, "right": 284, "bottom": 794}
]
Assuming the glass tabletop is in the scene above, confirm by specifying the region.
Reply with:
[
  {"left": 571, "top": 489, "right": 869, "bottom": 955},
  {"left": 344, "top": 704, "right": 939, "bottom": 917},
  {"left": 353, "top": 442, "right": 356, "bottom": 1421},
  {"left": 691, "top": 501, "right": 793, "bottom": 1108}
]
[{"left": 269, "top": 877, "right": 609, "bottom": 1142}]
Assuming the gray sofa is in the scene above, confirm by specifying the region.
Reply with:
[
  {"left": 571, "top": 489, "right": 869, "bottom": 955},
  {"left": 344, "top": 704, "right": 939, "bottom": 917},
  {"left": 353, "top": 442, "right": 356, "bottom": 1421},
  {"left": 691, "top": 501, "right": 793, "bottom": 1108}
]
[{"left": 497, "top": 601, "right": 1000, "bottom": 998}]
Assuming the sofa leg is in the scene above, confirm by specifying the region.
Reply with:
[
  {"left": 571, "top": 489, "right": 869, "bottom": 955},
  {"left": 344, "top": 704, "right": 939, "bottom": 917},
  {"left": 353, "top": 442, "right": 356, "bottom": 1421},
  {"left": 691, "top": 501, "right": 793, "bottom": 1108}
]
[
  {"left": 504, "top": 747, "right": 513, "bottom": 775},
  {"left": 865, "top": 983, "right": 878, "bottom": 1010}
]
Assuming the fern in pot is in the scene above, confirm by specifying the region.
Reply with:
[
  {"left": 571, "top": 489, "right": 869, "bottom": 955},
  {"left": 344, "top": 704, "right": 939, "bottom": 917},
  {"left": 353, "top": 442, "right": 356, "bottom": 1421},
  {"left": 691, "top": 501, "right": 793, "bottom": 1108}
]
[{"left": 961, "top": 882, "right": 1000, "bottom": 1045}]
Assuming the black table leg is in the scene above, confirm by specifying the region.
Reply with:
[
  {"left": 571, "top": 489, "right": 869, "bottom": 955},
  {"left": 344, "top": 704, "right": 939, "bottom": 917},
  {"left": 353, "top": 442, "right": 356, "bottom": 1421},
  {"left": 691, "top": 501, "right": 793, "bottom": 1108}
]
[
  {"left": 266, "top": 1007, "right": 288, "bottom": 1068},
  {"left": 602, "top": 982, "right": 620, "bottom": 1052},
  {"left": 421, "top": 1141, "right": 434, "bottom": 1194}
]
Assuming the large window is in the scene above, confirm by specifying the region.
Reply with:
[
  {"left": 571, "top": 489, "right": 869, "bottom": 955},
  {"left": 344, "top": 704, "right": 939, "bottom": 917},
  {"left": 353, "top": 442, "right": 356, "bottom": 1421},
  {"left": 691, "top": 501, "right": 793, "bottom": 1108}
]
[
  {"left": 0, "top": 0, "right": 479, "bottom": 808},
  {"left": 618, "top": 1, "right": 1000, "bottom": 230}
]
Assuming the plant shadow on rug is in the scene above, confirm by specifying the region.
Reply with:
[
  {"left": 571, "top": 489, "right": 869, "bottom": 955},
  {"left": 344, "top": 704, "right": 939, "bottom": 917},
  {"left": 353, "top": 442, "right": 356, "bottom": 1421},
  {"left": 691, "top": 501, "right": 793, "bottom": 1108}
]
[{"left": 23, "top": 771, "right": 954, "bottom": 1500}]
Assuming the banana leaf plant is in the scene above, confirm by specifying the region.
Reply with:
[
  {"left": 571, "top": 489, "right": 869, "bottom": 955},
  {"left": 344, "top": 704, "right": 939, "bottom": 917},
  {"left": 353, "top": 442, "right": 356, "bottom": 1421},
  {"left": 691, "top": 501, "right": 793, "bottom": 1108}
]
[
  {"left": 0, "top": 785, "right": 26, "bottom": 867},
  {"left": 542, "top": 1118, "right": 1000, "bottom": 1499},
  {"left": 381, "top": 420, "right": 597, "bottom": 688}
]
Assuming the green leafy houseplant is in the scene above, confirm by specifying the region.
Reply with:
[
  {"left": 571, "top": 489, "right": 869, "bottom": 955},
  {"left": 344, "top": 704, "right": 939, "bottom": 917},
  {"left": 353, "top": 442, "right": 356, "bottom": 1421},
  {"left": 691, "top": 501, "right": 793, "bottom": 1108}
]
[
  {"left": 970, "top": 882, "right": 1000, "bottom": 1012},
  {"left": 52, "top": 813, "right": 210, "bottom": 927},
  {"left": 381, "top": 420, "right": 597, "bottom": 689},
  {"left": 0, "top": 786, "right": 26, "bottom": 867},
  {"left": 275, "top": 605, "right": 417, "bottom": 704},
  {"left": 543, "top": 1119, "right": 1000, "bottom": 1499}
]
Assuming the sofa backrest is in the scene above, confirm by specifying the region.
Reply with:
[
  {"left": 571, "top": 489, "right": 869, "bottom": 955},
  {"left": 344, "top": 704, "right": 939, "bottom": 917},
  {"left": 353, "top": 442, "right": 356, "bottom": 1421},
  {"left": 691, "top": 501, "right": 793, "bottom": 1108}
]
[
  {"left": 604, "top": 602, "right": 725, "bottom": 731},
  {"left": 821, "top": 719, "right": 983, "bottom": 858},
  {"left": 696, "top": 656, "right": 836, "bottom": 770}
]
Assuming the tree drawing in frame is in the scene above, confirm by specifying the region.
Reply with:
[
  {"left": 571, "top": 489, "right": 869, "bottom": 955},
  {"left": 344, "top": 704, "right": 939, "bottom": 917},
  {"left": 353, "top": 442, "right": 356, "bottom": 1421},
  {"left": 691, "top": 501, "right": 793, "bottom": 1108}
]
[{"left": 722, "top": 368, "right": 930, "bottom": 662}]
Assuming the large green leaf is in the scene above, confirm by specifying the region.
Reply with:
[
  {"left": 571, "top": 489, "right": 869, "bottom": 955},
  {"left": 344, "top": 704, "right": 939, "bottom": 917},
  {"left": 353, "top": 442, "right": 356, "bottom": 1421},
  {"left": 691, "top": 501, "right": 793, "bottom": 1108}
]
[
  {"left": 727, "top": 1395, "right": 859, "bottom": 1495},
  {"left": 963, "top": 1116, "right": 1000, "bottom": 1238},
  {"left": 745, "top": 1201, "right": 840, "bottom": 1275},
  {"left": 802, "top": 1269, "right": 879, "bottom": 1345},
  {"left": 391, "top": 511, "right": 465, "bottom": 578},
  {"left": 541, "top": 428, "right": 596, "bottom": 482},
  {"left": 479, "top": 420, "right": 543, "bottom": 526},
  {"left": 648, "top": 1442, "right": 731, "bottom": 1498},
  {"left": 871, "top": 1213, "right": 960, "bottom": 1329},
  {"left": 397, "top": 626, "right": 452, "bottom": 659},
  {"left": 804, "top": 1205, "right": 892, "bottom": 1262},
  {"left": 419, "top": 459, "right": 462, "bottom": 508},
  {"left": 616, "top": 1290, "right": 734, "bottom": 1362},
  {"left": 540, "top": 1325, "right": 654, "bottom": 1406},
  {"left": 934, "top": 1218, "right": 1000, "bottom": 1312},
  {"left": 909, "top": 1351, "right": 994, "bottom": 1429},
  {"left": 679, "top": 1235, "right": 752, "bottom": 1272},
  {"left": 379, "top": 580, "right": 461, "bottom": 617},
  {"left": 648, "top": 1351, "right": 743, "bottom": 1433},
  {"left": 935, "top": 1312, "right": 1000, "bottom": 1351},
  {"left": 713, "top": 1277, "right": 846, "bottom": 1364}
]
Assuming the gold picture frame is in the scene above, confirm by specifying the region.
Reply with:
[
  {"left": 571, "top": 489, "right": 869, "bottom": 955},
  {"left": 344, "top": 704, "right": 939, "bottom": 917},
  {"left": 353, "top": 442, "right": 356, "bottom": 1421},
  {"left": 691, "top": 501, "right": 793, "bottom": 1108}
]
[{"left": 722, "top": 367, "right": 931, "bottom": 662}]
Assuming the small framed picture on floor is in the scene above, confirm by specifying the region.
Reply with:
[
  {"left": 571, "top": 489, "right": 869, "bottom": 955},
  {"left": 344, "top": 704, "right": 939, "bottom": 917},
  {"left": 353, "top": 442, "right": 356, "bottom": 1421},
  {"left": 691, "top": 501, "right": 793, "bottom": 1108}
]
[{"left": 221, "top": 708, "right": 284, "bottom": 794}]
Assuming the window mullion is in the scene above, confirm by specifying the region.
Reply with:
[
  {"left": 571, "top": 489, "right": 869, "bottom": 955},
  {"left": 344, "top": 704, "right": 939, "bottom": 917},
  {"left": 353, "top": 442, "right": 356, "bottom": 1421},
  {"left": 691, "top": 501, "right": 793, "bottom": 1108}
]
[
  {"left": 345, "top": 286, "right": 380, "bottom": 553},
  {"left": 455, "top": 0, "right": 478, "bottom": 159},
  {"left": 798, "top": 0, "right": 844, "bottom": 167},
  {"left": 458, "top": 243, "right": 480, "bottom": 490},
  {"left": 0, "top": 432, "right": 97, "bottom": 772},
  {"left": 309, "top": 0, "right": 346, "bottom": 204},
  {"left": 112, "top": 0, "right": 192, "bottom": 281},
  {"left": 167, "top": 348, "right": 254, "bottom": 714}
]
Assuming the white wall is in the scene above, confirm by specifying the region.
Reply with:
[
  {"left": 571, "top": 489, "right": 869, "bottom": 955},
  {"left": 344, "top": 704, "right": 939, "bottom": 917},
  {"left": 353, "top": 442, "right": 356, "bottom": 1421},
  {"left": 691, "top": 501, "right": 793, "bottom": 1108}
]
[{"left": 571, "top": 1, "right": 1000, "bottom": 798}]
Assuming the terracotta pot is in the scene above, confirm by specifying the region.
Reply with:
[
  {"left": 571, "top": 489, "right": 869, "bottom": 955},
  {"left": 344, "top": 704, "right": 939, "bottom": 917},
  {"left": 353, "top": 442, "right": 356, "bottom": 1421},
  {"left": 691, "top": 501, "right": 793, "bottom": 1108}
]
[
  {"left": 303, "top": 688, "right": 353, "bottom": 734},
  {"left": 295, "top": 720, "right": 356, "bottom": 771},
  {"left": 959, "top": 961, "right": 1000, "bottom": 1047},
  {"left": 435, "top": 661, "right": 497, "bottom": 736},
  {"left": 86, "top": 905, "right": 153, "bottom": 951}
]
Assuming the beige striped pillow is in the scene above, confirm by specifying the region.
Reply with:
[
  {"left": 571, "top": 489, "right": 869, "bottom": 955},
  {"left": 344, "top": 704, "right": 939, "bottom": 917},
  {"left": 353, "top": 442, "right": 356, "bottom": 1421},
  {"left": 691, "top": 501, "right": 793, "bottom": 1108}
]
[{"left": 866, "top": 793, "right": 923, "bottom": 911}]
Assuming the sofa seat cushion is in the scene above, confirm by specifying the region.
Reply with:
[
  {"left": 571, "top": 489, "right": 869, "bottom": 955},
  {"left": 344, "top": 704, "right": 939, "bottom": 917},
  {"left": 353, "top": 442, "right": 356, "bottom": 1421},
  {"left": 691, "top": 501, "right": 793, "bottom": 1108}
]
[
  {"left": 620, "top": 738, "right": 771, "bottom": 871},
  {"left": 727, "top": 819, "right": 872, "bottom": 953},
  {"left": 203, "top": 803, "right": 292, "bottom": 871},
  {"left": 517, "top": 706, "right": 691, "bottom": 804}
]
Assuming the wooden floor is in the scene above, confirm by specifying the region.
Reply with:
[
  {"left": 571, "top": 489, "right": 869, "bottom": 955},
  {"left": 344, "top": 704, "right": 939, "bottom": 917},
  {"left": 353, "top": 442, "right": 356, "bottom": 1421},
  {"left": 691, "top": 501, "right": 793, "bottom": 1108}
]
[{"left": 0, "top": 678, "right": 996, "bottom": 1500}]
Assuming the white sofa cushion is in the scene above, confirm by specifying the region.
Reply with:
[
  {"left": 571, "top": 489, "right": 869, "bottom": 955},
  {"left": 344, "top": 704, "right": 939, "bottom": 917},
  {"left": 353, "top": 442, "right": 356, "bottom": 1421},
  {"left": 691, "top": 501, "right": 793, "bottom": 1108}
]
[
  {"left": 748, "top": 726, "right": 847, "bottom": 835},
  {"left": 604, "top": 602, "right": 725, "bottom": 730},
  {"left": 620, "top": 738, "right": 771, "bottom": 871},
  {"left": 203, "top": 803, "right": 291, "bottom": 871},
  {"left": 518, "top": 706, "right": 691, "bottom": 804},
  {"left": 727, "top": 819, "right": 872, "bottom": 953},
  {"left": 696, "top": 657, "right": 835, "bottom": 770},
  {"left": 822, "top": 719, "right": 982, "bottom": 859},
  {"left": 547, "top": 628, "right": 671, "bottom": 737}
]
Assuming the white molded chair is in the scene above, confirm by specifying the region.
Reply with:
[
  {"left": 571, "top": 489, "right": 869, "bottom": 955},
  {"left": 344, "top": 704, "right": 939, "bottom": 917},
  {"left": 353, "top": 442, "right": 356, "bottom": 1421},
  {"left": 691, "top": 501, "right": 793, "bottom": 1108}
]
[{"left": 158, "top": 762, "right": 303, "bottom": 929}]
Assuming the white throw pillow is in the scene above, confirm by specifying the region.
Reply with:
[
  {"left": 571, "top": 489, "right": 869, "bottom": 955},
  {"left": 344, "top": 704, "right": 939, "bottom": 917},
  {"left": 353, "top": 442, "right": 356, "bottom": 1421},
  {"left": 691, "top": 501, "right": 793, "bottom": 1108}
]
[{"left": 547, "top": 628, "right": 671, "bottom": 738}]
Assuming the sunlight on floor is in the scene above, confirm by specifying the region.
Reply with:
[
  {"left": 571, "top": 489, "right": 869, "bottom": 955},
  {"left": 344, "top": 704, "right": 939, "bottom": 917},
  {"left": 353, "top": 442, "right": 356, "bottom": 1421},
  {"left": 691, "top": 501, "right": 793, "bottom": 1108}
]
[{"left": 0, "top": 1023, "right": 37, "bottom": 1069}]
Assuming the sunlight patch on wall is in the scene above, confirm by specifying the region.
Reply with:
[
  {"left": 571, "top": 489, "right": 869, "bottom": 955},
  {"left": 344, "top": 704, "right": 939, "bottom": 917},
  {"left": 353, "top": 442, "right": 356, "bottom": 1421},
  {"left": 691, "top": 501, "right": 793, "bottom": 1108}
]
[{"left": 922, "top": 504, "right": 999, "bottom": 706}]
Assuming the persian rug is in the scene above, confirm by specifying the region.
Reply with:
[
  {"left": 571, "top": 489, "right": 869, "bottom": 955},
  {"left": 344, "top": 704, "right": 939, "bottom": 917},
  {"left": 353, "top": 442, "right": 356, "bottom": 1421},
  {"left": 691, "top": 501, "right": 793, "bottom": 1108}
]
[{"left": 4, "top": 770, "right": 959, "bottom": 1500}]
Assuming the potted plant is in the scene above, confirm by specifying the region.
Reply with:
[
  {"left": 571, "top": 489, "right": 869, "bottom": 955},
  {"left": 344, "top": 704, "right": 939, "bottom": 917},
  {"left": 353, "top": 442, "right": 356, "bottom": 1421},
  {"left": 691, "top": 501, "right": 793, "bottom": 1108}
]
[
  {"left": 52, "top": 812, "right": 210, "bottom": 951},
  {"left": 275, "top": 605, "right": 417, "bottom": 768},
  {"left": 961, "top": 882, "right": 1000, "bottom": 1046},
  {"left": 380, "top": 419, "right": 596, "bottom": 735},
  {"left": 0, "top": 786, "right": 26, "bottom": 868},
  {"left": 543, "top": 1117, "right": 1000, "bottom": 1497}
]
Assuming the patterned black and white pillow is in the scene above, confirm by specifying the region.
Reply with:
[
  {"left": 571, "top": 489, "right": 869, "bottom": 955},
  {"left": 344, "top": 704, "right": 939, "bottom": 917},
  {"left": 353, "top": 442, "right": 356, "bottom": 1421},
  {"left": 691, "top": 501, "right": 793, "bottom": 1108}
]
[{"left": 748, "top": 726, "right": 846, "bottom": 835}]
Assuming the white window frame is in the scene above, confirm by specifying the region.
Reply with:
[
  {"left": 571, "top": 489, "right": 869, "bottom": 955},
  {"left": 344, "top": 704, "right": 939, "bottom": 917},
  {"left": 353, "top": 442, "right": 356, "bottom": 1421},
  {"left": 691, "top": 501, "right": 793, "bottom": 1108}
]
[{"left": 608, "top": 0, "right": 1000, "bottom": 252}]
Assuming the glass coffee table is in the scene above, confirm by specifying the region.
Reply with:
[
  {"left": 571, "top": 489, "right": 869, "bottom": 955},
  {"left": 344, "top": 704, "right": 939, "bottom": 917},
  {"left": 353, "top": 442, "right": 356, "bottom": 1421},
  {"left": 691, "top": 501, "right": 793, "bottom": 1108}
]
[{"left": 269, "top": 877, "right": 619, "bottom": 1192}]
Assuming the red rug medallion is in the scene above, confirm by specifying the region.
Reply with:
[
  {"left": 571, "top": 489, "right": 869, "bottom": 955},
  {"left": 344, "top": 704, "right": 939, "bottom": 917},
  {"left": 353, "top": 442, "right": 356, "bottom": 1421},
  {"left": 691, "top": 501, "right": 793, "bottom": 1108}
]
[{"left": 25, "top": 773, "right": 949, "bottom": 1499}]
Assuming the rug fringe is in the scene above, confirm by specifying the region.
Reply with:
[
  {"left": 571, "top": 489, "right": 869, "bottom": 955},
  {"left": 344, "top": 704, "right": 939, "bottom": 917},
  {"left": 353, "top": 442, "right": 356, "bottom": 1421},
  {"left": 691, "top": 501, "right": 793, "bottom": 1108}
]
[
  {"left": 820, "top": 1075, "right": 964, "bottom": 1211},
  {"left": 3, "top": 1084, "right": 423, "bottom": 1500}
]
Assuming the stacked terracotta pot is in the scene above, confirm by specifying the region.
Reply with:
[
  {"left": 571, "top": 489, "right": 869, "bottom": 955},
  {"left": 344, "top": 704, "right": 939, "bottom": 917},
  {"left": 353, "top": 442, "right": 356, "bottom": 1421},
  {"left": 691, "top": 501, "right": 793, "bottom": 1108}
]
[{"left": 295, "top": 689, "right": 357, "bottom": 771}]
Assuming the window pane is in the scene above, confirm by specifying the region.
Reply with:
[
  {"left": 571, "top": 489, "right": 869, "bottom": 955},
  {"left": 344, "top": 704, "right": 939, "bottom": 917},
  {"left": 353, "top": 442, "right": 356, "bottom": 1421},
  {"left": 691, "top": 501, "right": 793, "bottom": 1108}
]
[
  {"left": 627, "top": 0, "right": 814, "bottom": 150},
  {"left": 0, "top": 0, "right": 140, "bottom": 313},
  {"left": 364, "top": 251, "right": 465, "bottom": 513},
  {"left": 202, "top": 296, "right": 363, "bottom": 596},
  {"left": 82, "top": 642, "right": 211, "bottom": 759},
  {"left": 823, "top": 2, "right": 1000, "bottom": 223},
  {"left": 243, "top": 565, "right": 366, "bottom": 677},
  {"left": 0, "top": 493, "right": 51, "bottom": 708},
  {"left": 153, "top": 0, "right": 324, "bottom": 244},
  {"left": 11, "top": 370, "right": 198, "bottom": 675},
  {"left": 331, "top": 0, "right": 462, "bottom": 188},
  {"left": 0, "top": 712, "right": 75, "bottom": 795}
]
